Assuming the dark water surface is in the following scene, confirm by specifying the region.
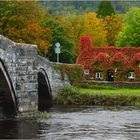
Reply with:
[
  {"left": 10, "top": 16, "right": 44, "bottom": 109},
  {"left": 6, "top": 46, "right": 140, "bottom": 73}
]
[{"left": 0, "top": 105, "right": 140, "bottom": 140}]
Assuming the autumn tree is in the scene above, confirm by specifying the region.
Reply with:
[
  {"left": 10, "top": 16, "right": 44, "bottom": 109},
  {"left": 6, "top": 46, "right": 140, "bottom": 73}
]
[
  {"left": 103, "top": 14, "right": 123, "bottom": 46},
  {"left": 97, "top": 1, "right": 115, "bottom": 18},
  {"left": 82, "top": 12, "right": 107, "bottom": 47},
  {"left": 0, "top": 1, "right": 23, "bottom": 36},
  {"left": 0, "top": 1, "right": 52, "bottom": 53},
  {"left": 116, "top": 8, "right": 140, "bottom": 47},
  {"left": 64, "top": 14, "right": 84, "bottom": 56}
]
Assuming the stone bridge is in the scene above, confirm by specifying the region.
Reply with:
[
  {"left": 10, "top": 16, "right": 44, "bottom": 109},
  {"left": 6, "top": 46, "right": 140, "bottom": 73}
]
[{"left": 0, "top": 35, "right": 69, "bottom": 114}]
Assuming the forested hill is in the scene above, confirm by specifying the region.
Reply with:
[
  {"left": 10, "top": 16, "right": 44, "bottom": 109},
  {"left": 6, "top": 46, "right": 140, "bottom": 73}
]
[{"left": 40, "top": 1, "right": 140, "bottom": 14}]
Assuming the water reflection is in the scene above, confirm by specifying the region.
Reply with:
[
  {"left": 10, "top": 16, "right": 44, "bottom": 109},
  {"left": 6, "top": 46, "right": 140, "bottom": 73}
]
[
  {"left": 0, "top": 106, "right": 140, "bottom": 139},
  {"left": 39, "top": 106, "right": 140, "bottom": 140},
  {"left": 0, "top": 120, "right": 40, "bottom": 139}
]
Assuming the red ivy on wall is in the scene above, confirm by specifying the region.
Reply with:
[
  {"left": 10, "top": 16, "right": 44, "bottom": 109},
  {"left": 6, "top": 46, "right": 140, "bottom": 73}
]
[
  {"left": 79, "top": 35, "right": 93, "bottom": 51},
  {"left": 91, "top": 52, "right": 109, "bottom": 71},
  {"left": 95, "top": 52, "right": 109, "bottom": 65},
  {"left": 76, "top": 35, "right": 94, "bottom": 68},
  {"left": 76, "top": 35, "right": 140, "bottom": 81},
  {"left": 132, "top": 53, "right": 140, "bottom": 63},
  {"left": 110, "top": 52, "right": 129, "bottom": 70}
]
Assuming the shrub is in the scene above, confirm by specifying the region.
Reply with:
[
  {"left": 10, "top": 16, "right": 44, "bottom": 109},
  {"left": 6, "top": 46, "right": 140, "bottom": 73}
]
[
  {"left": 60, "top": 64, "right": 84, "bottom": 83},
  {"left": 54, "top": 85, "right": 79, "bottom": 105}
]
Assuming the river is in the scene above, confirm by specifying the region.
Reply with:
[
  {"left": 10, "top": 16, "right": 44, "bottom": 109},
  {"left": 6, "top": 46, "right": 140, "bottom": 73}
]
[{"left": 0, "top": 105, "right": 140, "bottom": 140}]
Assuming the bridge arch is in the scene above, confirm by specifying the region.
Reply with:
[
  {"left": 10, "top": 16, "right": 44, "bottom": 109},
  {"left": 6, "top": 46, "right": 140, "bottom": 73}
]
[
  {"left": 38, "top": 67, "right": 52, "bottom": 111},
  {"left": 0, "top": 58, "right": 17, "bottom": 116}
]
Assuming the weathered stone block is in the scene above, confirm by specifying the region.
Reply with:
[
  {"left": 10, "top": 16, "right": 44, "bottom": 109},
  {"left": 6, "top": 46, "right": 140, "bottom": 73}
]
[{"left": 0, "top": 35, "right": 70, "bottom": 113}]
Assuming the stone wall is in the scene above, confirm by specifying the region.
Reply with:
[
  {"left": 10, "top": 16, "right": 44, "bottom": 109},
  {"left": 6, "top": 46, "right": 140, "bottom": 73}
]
[
  {"left": 0, "top": 35, "right": 70, "bottom": 112},
  {"left": 0, "top": 35, "right": 17, "bottom": 94},
  {"left": 37, "top": 56, "right": 70, "bottom": 97},
  {"left": 0, "top": 35, "right": 38, "bottom": 112},
  {"left": 15, "top": 43, "right": 38, "bottom": 112}
]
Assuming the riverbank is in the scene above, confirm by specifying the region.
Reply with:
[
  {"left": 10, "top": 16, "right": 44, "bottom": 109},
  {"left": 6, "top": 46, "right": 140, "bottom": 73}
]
[{"left": 54, "top": 85, "right": 140, "bottom": 107}]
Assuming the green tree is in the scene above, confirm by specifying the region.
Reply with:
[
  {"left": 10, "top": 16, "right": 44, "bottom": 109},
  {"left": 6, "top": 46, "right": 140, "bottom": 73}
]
[
  {"left": 64, "top": 14, "right": 84, "bottom": 56},
  {"left": 103, "top": 15, "right": 123, "bottom": 46},
  {"left": 97, "top": 1, "right": 115, "bottom": 18},
  {"left": 116, "top": 8, "right": 140, "bottom": 47},
  {"left": 42, "top": 18, "right": 75, "bottom": 63}
]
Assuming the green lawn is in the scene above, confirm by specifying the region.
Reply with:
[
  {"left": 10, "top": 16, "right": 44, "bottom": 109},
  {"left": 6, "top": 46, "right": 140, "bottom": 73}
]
[
  {"left": 79, "top": 88, "right": 140, "bottom": 96},
  {"left": 54, "top": 85, "right": 140, "bottom": 106}
]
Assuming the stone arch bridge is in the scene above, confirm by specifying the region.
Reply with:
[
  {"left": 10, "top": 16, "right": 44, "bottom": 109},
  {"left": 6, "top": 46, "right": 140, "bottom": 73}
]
[{"left": 0, "top": 35, "right": 69, "bottom": 113}]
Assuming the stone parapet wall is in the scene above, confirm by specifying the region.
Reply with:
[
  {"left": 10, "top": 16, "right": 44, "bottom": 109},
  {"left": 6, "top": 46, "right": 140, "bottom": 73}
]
[
  {"left": 37, "top": 56, "right": 70, "bottom": 97},
  {"left": 0, "top": 35, "right": 38, "bottom": 112},
  {"left": 0, "top": 35, "right": 70, "bottom": 112}
]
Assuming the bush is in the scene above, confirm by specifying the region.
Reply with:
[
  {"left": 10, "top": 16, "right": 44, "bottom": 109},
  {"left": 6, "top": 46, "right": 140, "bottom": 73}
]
[
  {"left": 54, "top": 85, "right": 79, "bottom": 104},
  {"left": 60, "top": 64, "right": 84, "bottom": 83}
]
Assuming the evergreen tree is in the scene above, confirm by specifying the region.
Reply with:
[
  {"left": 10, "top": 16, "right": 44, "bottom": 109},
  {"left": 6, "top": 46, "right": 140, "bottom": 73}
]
[{"left": 97, "top": 1, "right": 115, "bottom": 18}]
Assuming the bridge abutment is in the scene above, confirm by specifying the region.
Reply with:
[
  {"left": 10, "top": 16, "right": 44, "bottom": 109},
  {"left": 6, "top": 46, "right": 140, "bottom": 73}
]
[
  {"left": 0, "top": 35, "right": 39, "bottom": 113},
  {"left": 15, "top": 44, "right": 38, "bottom": 112},
  {"left": 0, "top": 35, "right": 70, "bottom": 113}
]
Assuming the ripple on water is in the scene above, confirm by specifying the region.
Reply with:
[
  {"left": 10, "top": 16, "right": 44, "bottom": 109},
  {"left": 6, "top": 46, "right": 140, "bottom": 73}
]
[
  {"left": 0, "top": 106, "right": 140, "bottom": 139},
  {"left": 37, "top": 106, "right": 140, "bottom": 140}
]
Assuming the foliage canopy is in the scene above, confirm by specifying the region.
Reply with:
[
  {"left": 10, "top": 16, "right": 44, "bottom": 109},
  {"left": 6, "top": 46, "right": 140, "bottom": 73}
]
[
  {"left": 97, "top": 1, "right": 115, "bottom": 18},
  {"left": 116, "top": 8, "right": 140, "bottom": 47}
]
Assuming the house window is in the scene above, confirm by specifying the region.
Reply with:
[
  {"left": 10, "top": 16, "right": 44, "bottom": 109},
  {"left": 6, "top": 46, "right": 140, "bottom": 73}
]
[
  {"left": 84, "top": 69, "right": 90, "bottom": 79},
  {"left": 128, "top": 72, "right": 135, "bottom": 79},
  {"left": 84, "top": 69, "right": 89, "bottom": 75},
  {"left": 95, "top": 72, "right": 102, "bottom": 79}
]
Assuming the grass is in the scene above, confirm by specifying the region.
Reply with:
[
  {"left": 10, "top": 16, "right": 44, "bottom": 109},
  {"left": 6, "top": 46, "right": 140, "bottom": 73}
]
[
  {"left": 74, "top": 81, "right": 140, "bottom": 89},
  {"left": 54, "top": 85, "right": 140, "bottom": 107},
  {"left": 79, "top": 88, "right": 140, "bottom": 96}
]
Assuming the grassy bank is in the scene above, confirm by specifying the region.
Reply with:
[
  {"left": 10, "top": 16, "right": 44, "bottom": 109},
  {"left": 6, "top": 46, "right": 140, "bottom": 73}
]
[
  {"left": 54, "top": 85, "right": 140, "bottom": 107},
  {"left": 80, "top": 88, "right": 140, "bottom": 96},
  {"left": 74, "top": 80, "right": 140, "bottom": 89}
]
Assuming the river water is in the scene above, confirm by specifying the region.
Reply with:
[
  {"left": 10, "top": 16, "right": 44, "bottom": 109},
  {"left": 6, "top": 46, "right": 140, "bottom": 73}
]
[{"left": 0, "top": 105, "right": 140, "bottom": 140}]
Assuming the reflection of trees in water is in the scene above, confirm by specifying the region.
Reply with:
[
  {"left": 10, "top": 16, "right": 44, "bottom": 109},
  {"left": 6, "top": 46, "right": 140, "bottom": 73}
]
[
  {"left": 0, "top": 106, "right": 140, "bottom": 139},
  {"left": 0, "top": 120, "right": 41, "bottom": 139}
]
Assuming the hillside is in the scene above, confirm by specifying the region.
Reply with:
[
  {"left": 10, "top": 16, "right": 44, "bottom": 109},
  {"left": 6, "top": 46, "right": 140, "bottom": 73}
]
[{"left": 40, "top": 1, "right": 140, "bottom": 15}]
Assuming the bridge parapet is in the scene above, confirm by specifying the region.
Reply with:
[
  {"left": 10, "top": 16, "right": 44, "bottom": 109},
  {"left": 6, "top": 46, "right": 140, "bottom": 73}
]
[
  {"left": 0, "top": 35, "right": 38, "bottom": 112},
  {"left": 37, "top": 56, "right": 70, "bottom": 96},
  {"left": 0, "top": 35, "right": 70, "bottom": 113}
]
